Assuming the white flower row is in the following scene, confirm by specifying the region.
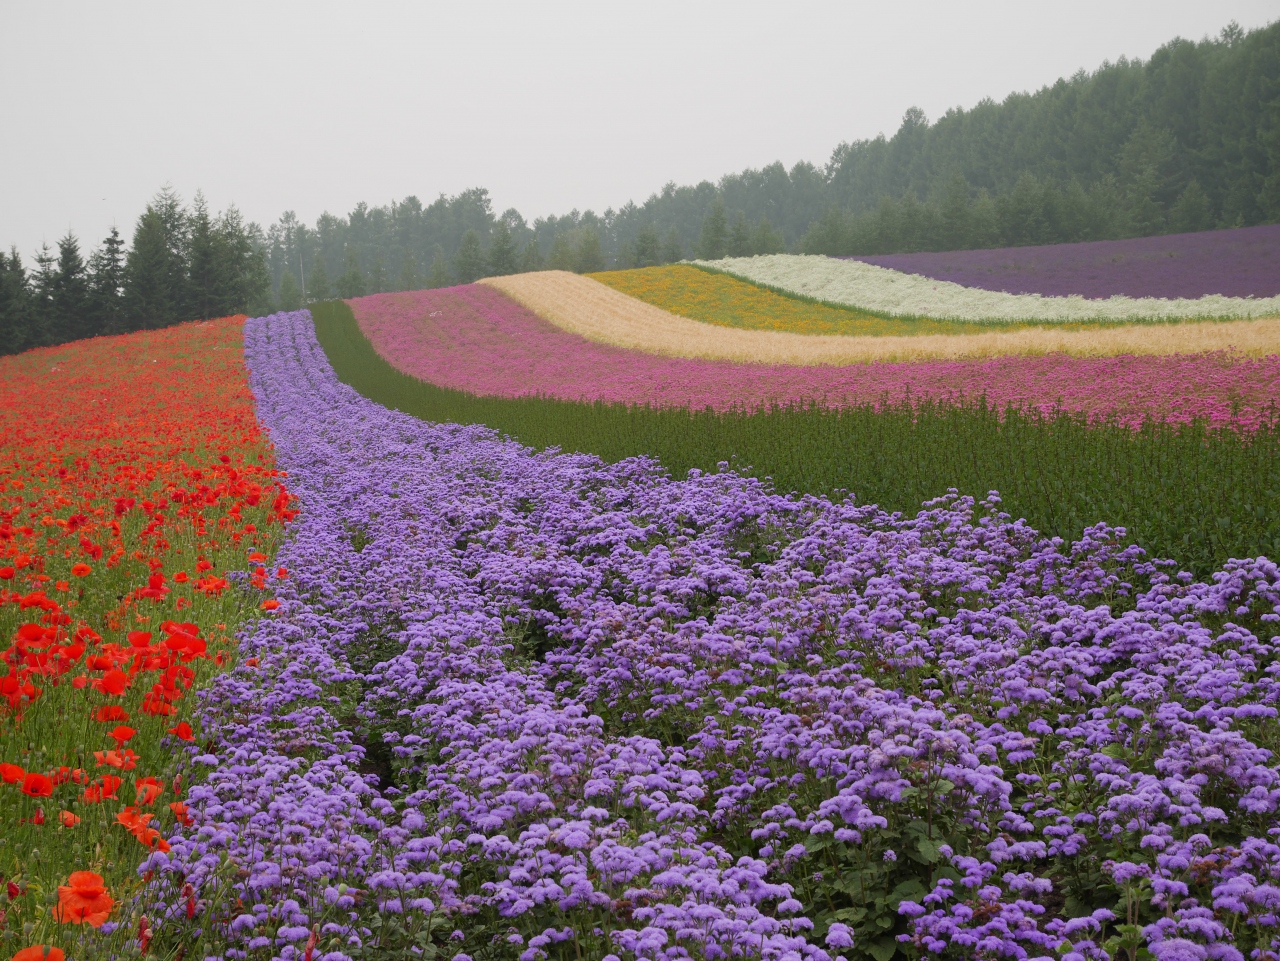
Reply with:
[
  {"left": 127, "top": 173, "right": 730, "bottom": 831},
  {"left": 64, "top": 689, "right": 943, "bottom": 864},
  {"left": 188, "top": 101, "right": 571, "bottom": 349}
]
[{"left": 692, "top": 254, "right": 1280, "bottom": 323}]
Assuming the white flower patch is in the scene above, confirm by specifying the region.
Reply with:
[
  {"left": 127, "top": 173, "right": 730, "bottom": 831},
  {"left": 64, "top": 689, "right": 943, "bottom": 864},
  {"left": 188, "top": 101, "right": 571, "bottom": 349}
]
[{"left": 693, "top": 254, "right": 1280, "bottom": 323}]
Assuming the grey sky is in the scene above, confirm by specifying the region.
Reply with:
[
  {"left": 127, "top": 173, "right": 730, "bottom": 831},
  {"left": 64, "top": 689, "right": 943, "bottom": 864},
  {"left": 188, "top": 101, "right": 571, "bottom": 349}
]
[{"left": 2, "top": 0, "right": 1277, "bottom": 258}]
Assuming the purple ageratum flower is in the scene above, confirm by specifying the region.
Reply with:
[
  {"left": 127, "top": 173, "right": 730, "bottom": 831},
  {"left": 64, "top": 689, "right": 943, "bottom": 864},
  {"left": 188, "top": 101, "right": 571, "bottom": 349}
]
[{"left": 135, "top": 308, "right": 1280, "bottom": 960}]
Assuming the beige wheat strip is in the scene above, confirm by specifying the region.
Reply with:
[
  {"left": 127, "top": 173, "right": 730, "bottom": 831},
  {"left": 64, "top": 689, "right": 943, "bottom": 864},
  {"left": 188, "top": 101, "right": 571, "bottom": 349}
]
[{"left": 480, "top": 271, "right": 1280, "bottom": 366}]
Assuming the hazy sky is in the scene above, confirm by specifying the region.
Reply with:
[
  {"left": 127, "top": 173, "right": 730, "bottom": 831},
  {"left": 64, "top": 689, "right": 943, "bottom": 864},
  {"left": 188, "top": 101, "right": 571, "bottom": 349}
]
[{"left": 2, "top": 1, "right": 1277, "bottom": 257}]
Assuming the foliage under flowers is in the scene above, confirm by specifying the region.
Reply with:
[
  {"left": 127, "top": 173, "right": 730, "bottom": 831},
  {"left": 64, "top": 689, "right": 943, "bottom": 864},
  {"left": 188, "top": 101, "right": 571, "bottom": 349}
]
[
  {"left": 140, "top": 309, "right": 1280, "bottom": 961},
  {"left": 0, "top": 319, "right": 293, "bottom": 955}
]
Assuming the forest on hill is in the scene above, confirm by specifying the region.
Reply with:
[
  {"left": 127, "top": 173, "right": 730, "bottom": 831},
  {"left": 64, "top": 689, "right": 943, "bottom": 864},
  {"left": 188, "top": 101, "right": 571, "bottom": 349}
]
[{"left": 2, "top": 18, "right": 1277, "bottom": 353}]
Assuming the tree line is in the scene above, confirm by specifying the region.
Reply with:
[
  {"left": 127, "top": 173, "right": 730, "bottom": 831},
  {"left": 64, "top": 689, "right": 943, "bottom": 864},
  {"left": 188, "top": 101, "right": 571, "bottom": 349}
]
[
  {"left": 1, "top": 190, "right": 269, "bottom": 355},
  {"left": 4, "top": 18, "right": 1277, "bottom": 353},
  {"left": 262, "top": 19, "right": 1278, "bottom": 296}
]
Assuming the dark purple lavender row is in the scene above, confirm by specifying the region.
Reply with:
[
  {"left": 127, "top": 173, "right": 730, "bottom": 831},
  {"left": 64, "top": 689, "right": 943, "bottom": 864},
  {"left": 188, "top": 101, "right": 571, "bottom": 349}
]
[
  {"left": 142, "top": 310, "right": 1280, "bottom": 960},
  {"left": 848, "top": 223, "right": 1280, "bottom": 299}
]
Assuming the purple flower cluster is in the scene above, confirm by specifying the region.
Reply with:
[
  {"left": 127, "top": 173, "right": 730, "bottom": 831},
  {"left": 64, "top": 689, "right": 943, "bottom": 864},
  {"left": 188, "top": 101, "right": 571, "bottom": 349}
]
[
  {"left": 142, "top": 310, "right": 1280, "bottom": 961},
  {"left": 849, "top": 224, "right": 1280, "bottom": 299}
]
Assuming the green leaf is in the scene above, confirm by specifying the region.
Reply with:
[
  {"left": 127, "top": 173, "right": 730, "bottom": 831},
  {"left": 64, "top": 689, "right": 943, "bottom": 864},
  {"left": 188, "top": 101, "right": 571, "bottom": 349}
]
[{"left": 866, "top": 937, "right": 899, "bottom": 961}]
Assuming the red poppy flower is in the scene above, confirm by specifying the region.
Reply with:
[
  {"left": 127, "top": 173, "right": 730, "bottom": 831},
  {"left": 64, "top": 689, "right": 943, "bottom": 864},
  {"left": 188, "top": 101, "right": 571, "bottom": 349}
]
[
  {"left": 127, "top": 631, "right": 153, "bottom": 649},
  {"left": 0, "top": 567, "right": 14, "bottom": 580},
  {"left": 12, "top": 947, "right": 66, "bottom": 961},
  {"left": 261, "top": 599, "right": 279, "bottom": 611},
  {"left": 93, "top": 705, "right": 130, "bottom": 723},
  {"left": 21, "top": 772, "right": 54, "bottom": 797},
  {"left": 53, "top": 871, "right": 114, "bottom": 926},
  {"left": 59, "top": 810, "right": 80, "bottom": 827},
  {"left": 173, "top": 570, "right": 190, "bottom": 583},
  {"left": 70, "top": 563, "right": 92, "bottom": 577},
  {"left": 93, "top": 749, "right": 138, "bottom": 771},
  {"left": 109, "top": 725, "right": 136, "bottom": 749},
  {"left": 0, "top": 762, "right": 25, "bottom": 783},
  {"left": 167, "top": 721, "right": 194, "bottom": 741},
  {"left": 169, "top": 800, "right": 194, "bottom": 826},
  {"left": 135, "top": 777, "right": 164, "bottom": 806},
  {"left": 94, "top": 669, "right": 128, "bottom": 696}
]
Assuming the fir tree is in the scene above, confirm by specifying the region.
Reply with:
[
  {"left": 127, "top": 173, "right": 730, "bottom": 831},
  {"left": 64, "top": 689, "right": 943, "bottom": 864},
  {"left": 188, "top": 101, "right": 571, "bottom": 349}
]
[
  {"left": 31, "top": 243, "right": 57, "bottom": 345},
  {"left": 751, "top": 218, "right": 785, "bottom": 255},
  {"left": 336, "top": 248, "right": 367, "bottom": 298},
  {"left": 88, "top": 227, "right": 126, "bottom": 334},
  {"left": 306, "top": 252, "right": 331, "bottom": 302},
  {"left": 576, "top": 228, "right": 605, "bottom": 273},
  {"left": 52, "top": 232, "right": 90, "bottom": 343},
  {"left": 398, "top": 250, "right": 420, "bottom": 291},
  {"left": 277, "top": 270, "right": 303, "bottom": 311},
  {"left": 633, "top": 225, "right": 661, "bottom": 267},
  {"left": 547, "top": 233, "right": 576, "bottom": 272},
  {"left": 425, "top": 245, "right": 451, "bottom": 288},
  {"left": 124, "top": 189, "right": 189, "bottom": 330},
  {"left": 727, "top": 212, "right": 752, "bottom": 258},
  {"left": 698, "top": 198, "right": 728, "bottom": 260},
  {"left": 660, "top": 228, "right": 684, "bottom": 264},
  {"left": 519, "top": 241, "right": 545, "bottom": 273},
  {"left": 368, "top": 254, "right": 388, "bottom": 293},
  {"left": 454, "top": 230, "right": 487, "bottom": 283},
  {"left": 1169, "top": 180, "right": 1213, "bottom": 233},
  {"left": 487, "top": 221, "right": 519, "bottom": 276},
  {"left": 187, "top": 192, "right": 220, "bottom": 319},
  {"left": 0, "top": 248, "right": 33, "bottom": 356}
]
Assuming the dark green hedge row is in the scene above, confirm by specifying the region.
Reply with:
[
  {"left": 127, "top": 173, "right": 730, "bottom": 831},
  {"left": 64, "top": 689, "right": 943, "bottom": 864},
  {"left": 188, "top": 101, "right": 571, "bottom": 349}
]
[{"left": 310, "top": 300, "right": 1280, "bottom": 576}]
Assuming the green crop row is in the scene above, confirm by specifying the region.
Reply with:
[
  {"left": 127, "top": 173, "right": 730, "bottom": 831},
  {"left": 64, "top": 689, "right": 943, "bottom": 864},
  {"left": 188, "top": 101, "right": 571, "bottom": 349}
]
[{"left": 311, "top": 300, "right": 1280, "bottom": 577}]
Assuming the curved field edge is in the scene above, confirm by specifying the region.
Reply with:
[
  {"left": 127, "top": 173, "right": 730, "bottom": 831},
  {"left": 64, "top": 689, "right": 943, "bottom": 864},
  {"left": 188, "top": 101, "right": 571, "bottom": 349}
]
[
  {"left": 480, "top": 271, "right": 1280, "bottom": 365},
  {"left": 313, "top": 299, "right": 1280, "bottom": 576},
  {"left": 695, "top": 254, "right": 1280, "bottom": 324},
  {"left": 682, "top": 261, "right": 1280, "bottom": 330}
]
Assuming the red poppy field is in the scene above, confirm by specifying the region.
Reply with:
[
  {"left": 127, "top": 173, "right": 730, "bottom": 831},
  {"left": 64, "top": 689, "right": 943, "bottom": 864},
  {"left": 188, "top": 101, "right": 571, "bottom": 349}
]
[{"left": 0, "top": 319, "right": 294, "bottom": 956}]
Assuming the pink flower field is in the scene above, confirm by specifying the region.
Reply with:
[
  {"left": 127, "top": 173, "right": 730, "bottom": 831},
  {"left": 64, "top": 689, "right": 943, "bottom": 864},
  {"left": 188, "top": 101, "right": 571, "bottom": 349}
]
[{"left": 352, "top": 286, "right": 1280, "bottom": 429}]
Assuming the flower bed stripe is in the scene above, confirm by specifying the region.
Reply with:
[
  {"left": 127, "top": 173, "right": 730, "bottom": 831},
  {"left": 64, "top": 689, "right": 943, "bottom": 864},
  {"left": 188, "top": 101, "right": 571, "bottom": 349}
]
[
  {"left": 481, "top": 270, "right": 1280, "bottom": 363},
  {"left": 848, "top": 223, "right": 1280, "bottom": 299},
  {"left": 697, "top": 253, "right": 1280, "bottom": 323}
]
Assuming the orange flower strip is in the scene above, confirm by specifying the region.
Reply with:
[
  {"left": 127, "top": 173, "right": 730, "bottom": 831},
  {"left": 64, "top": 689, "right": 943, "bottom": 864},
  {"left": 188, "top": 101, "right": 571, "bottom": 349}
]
[{"left": 52, "top": 871, "right": 114, "bottom": 926}]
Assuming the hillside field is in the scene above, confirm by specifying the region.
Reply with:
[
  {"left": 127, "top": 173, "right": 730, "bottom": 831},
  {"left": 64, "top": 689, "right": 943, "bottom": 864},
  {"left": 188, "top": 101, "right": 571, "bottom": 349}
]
[{"left": 3, "top": 226, "right": 1280, "bottom": 961}]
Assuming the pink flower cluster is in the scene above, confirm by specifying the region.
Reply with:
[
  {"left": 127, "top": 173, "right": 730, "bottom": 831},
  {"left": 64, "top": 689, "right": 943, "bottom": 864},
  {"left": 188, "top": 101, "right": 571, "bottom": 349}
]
[{"left": 354, "top": 287, "right": 1280, "bottom": 430}]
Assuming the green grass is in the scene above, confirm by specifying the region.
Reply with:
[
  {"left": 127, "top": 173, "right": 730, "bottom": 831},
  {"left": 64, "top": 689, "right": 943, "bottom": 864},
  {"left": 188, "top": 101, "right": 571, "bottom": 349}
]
[{"left": 313, "top": 300, "right": 1280, "bottom": 576}]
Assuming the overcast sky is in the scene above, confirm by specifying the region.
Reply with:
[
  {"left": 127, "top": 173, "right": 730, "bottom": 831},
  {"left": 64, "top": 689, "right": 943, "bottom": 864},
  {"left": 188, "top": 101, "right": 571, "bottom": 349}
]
[{"left": 2, "top": 1, "right": 1277, "bottom": 257}]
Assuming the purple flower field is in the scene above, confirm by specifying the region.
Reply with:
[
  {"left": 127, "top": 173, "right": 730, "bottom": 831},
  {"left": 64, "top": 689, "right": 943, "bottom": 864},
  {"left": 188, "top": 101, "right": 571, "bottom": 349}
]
[
  {"left": 850, "top": 224, "right": 1280, "bottom": 299},
  {"left": 144, "top": 309, "right": 1280, "bottom": 960}
]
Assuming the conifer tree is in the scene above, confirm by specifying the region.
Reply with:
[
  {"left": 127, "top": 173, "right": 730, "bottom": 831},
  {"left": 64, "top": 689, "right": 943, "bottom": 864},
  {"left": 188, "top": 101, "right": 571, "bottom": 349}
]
[
  {"left": 546, "top": 233, "right": 576, "bottom": 272},
  {"left": 519, "top": 241, "right": 544, "bottom": 273},
  {"left": 0, "top": 248, "right": 33, "bottom": 356},
  {"left": 277, "top": 270, "right": 303, "bottom": 311},
  {"left": 727, "top": 212, "right": 752, "bottom": 258},
  {"left": 633, "top": 225, "right": 661, "bottom": 267},
  {"left": 575, "top": 228, "right": 605, "bottom": 273},
  {"left": 425, "top": 245, "right": 451, "bottom": 288},
  {"left": 88, "top": 227, "right": 126, "bottom": 334},
  {"left": 487, "top": 221, "right": 519, "bottom": 276},
  {"left": 31, "top": 244, "right": 57, "bottom": 345},
  {"left": 751, "top": 218, "right": 785, "bottom": 255},
  {"left": 398, "top": 250, "right": 420, "bottom": 291},
  {"left": 368, "top": 254, "right": 388, "bottom": 293},
  {"left": 660, "top": 228, "right": 684, "bottom": 264},
  {"left": 336, "top": 248, "right": 367, "bottom": 298},
  {"left": 52, "top": 232, "right": 89, "bottom": 343},
  {"left": 454, "top": 230, "right": 487, "bottom": 284},
  {"left": 124, "top": 189, "right": 189, "bottom": 330},
  {"left": 306, "top": 252, "right": 332, "bottom": 302},
  {"left": 698, "top": 198, "right": 728, "bottom": 260}
]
